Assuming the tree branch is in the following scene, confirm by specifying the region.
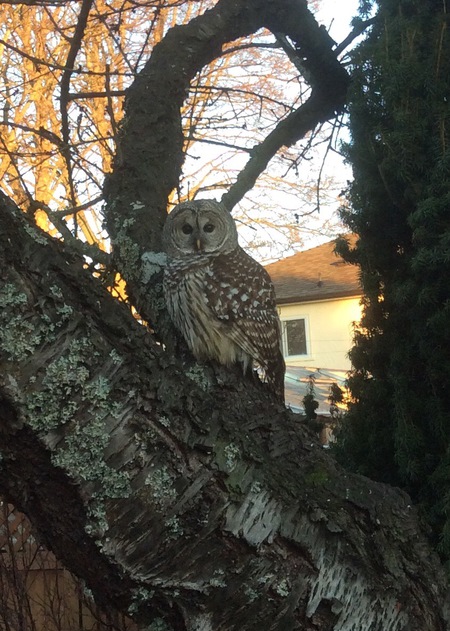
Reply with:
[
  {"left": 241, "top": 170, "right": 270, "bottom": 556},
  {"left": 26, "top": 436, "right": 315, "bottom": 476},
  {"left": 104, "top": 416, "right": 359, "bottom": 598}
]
[
  {"left": 59, "top": 0, "right": 94, "bottom": 220},
  {"left": 0, "top": 37, "right": 134, "bottom": 76},
  {"left": 102, "top": 0, "right": 350, "bottom": 334},
  {"left": 334, "top": 17, "right": 378, "bottom": 57},
  {"left": 221, "top": 89, "right": 345, "bottom": 211}
]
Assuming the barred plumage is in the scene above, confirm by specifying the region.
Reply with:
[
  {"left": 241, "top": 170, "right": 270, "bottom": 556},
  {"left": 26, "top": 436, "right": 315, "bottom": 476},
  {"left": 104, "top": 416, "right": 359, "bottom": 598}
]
[{"left": 163, "top": 200, "right": 285, "bottom": 401}]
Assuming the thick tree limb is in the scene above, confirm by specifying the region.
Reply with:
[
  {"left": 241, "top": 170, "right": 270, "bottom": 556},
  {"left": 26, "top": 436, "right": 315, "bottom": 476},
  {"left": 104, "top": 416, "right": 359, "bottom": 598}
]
[
  {"left": 102, "top": 0, "right": 350, "bottom": 331},
  {"left": 0, "top": 192, "right": 448, "bottom": 630}
]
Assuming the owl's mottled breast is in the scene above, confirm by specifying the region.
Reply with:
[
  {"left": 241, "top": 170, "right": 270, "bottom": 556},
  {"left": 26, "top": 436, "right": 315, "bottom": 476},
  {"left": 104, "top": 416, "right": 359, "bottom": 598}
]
[
  {"left": 163, "top": 253, "right": 242, "bottom": 365},
  {"left": 162, "top": 199, "right": 285, "bottom": 401}
]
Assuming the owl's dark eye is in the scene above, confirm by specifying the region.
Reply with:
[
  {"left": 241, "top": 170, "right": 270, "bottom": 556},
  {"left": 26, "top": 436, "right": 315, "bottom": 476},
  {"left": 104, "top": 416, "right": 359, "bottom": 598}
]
[
  {"left": 203, "top": 223, "right": 215, "bottom": 233},
  {"left": 182, "top": 223, "right": 193, "bottom": 235}
]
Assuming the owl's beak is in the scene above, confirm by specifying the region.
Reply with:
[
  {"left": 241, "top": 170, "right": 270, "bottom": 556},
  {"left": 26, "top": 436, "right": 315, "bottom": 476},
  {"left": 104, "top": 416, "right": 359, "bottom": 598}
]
[{"left": 195, "top": 238, "right": 202, "bottom": 252}]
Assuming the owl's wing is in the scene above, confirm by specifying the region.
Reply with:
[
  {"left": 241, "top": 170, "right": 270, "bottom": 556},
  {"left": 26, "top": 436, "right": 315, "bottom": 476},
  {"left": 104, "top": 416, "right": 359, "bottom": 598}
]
[{"left": 205, "top": 249, "right": 282, "bottom": 367}]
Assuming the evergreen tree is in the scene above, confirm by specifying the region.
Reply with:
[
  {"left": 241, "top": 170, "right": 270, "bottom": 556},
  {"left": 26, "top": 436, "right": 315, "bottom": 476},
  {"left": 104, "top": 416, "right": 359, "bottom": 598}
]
[{"left": 336, "top": 0, "right": 450, "bottom": 566}]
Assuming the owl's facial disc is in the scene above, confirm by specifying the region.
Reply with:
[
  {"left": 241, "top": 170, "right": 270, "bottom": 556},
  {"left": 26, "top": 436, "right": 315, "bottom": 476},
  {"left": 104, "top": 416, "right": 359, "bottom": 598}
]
[
  {"left": 178, "top": 212, "right": 230, "bottom": 254},
  {"left": 163, "top": 200, "right": 239, "bottom": 258}
]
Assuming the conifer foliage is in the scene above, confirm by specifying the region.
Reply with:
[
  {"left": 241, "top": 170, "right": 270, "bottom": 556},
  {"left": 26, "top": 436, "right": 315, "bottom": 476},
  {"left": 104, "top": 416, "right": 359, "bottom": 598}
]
[{"left": 336, "top": 0, "right": 450, "bottom": 567}]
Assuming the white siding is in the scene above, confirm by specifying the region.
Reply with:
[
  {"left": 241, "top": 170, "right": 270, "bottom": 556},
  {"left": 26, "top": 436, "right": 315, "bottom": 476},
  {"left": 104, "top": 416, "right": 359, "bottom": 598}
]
[{"left": 278, "top": 296, "right": 362, "bottom": 370}]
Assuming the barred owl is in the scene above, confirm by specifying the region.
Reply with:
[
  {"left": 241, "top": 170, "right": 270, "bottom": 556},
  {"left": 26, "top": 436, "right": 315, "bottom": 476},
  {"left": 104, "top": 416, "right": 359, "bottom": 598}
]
[{"left": 162, "top": 199, "right": 285, "bottom": 401}]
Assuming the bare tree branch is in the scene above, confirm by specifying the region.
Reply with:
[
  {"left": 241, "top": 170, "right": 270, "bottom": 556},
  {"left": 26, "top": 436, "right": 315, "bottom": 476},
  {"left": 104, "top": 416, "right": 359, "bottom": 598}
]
[
  {"left": 221, "top": 89, "right": 345, "bottom": 211},
  {"left": 0, "top": 38, "right": 134, "bottom": 76},
  {"left": 334, "top": 16, "right": 378, "bottom": 57},
  {"left": 0, "top": 0, "right": 76, "bottom": 4},
  {"left": 59, "top": 0, "right": 95, "bottom": 219}
]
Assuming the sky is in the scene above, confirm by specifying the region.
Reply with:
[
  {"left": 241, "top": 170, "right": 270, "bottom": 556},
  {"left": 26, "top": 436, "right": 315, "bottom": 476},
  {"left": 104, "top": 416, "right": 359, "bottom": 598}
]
[
  {"left": 298, "top": 0, "right": 361, "bottom": 250},
  {"left": 317, "top": 0, "right": 360, "bottom": 43}
]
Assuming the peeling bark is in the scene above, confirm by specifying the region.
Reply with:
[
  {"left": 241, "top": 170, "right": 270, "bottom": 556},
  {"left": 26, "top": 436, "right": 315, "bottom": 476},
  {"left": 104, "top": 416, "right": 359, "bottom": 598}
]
[{"left": 0, "top": 193, "right": 448, "bottom": 630}]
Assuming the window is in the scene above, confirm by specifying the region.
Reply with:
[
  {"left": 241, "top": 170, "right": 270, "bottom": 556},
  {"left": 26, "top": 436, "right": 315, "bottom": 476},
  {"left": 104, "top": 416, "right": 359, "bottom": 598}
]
[{"left": 282, "top": 318, "right": 308, "bottom": 357}]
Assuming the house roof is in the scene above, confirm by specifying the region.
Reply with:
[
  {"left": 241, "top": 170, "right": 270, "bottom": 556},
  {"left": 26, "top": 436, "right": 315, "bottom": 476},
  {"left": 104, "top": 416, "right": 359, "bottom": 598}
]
[{"left": 265, "top": 235, "right": 360, "bottom": 304}]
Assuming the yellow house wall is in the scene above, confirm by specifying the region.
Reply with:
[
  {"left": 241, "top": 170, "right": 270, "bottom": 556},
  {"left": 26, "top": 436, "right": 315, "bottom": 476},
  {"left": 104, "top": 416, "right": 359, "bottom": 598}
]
[{"left": 278, "top": 296, "right": 362, "bottom": 370}]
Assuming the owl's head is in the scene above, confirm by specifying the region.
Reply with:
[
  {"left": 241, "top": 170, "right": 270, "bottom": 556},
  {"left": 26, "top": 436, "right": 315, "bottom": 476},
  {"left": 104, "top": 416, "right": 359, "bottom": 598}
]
[{"left": 163, "top": 200, "right": 238, "bottom": 258}]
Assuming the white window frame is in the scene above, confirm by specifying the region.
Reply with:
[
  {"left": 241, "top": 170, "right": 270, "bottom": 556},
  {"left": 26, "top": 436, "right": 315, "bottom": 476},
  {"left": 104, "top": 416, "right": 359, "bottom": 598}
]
[{"left": 280, "top": 315, "right": 311, "bottom": 359}]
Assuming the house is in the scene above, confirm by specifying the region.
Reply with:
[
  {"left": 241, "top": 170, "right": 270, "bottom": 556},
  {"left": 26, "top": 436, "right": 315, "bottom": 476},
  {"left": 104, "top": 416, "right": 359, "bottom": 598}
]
[{"left": 265, "top": 236, "right": 362, "bottom": 415}]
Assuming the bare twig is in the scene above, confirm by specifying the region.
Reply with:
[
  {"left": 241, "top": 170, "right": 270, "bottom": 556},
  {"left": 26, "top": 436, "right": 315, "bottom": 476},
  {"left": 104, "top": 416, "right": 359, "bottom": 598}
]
[
  {"left": 314, "top": 117, "right": 343, "bottom": 213},
  {"left": 0, "top": 121, "right": 64, "bottom": 146},
  {"left": 0, "top": 38, "right": 134, "bottom": 77},
  {"left": 51, "top": 194, "right": 104, "bottom": 218},
  {"left": 66, "top": 89, "right": 127, "bottom": 100},
  {"left": 105, "top": 64, "right": 120, "bottom": 155},
  {"left": 59, "top": 0, "right": 95, "bottom": 232},
  {"left": 186, "top": 136, "right": 253, "bottom": 153},
  {"left": 221, "top": 88, "right": 347, "bottom": 211}
]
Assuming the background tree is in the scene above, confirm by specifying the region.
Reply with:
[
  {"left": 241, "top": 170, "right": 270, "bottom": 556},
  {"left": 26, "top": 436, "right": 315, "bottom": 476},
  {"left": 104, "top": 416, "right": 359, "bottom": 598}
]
[
  {"left": 1, "top": 0, "right": 449, "bottom": 629},
  {"left": 0, "top": 0, "right": 345, "bottom": 261},
  {"left": 336, "top": 0, "right": 450, "bottom": 571}
]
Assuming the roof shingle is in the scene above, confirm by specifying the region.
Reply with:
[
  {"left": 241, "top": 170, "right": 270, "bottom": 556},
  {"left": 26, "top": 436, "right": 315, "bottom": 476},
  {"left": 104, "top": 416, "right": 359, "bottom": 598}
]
[{"left": 265, "top": 236, "right": 360, "bottom": 304}]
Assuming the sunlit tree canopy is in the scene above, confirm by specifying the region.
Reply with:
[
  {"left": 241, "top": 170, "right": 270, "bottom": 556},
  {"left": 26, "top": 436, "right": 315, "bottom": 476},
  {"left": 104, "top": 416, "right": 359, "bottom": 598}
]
[{"left": 0, "top": 0, "right": 350, "bottom": 261}]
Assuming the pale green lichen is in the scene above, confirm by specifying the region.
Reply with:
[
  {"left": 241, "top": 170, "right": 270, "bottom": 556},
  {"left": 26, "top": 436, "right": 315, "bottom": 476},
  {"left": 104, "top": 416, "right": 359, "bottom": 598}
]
[
  {"left": 145, "top": 466, "right": 177, "bottom": 508},
  {"left": 141, "top": 251, "right": 167, "bottom": 284},
  {"left": 52, "top": 371, "right": 131, "bottom": 497},
  {"left": 1, "top": 317, "right": 42, "bottom": 361},
  {"left": 158, "top": 415, "right": 170, "bottom": 428},
  {"left": 50, "top": 285, "right": 64, "bottom": 299},
  {"left": 49, "top": 285, "right": 74, "bottom": 323},
  {"left": 85, "top": 500, "right": 109, "bottom": 538},
  {"left": 53, "top": 415, "right": 128, "bottom": 489},
  {"left": 185, "top": 365, "right": 211, "bottom": 391},
  {"left": 243, "top": 584, "right": 259, "bottom": 603},
  {"left": 56, "top": 304, "right": 74, "bottom": 318},
  {"left": 81, "top": 582, "right": 94, "bottom": 601},
  {"left": 209, "top": 568, "right": 226, "bottom": 588},
  {"left": 224, "top": 443, "right": 240, "bottom": 472},
  {"left": 27, "top": 338, "right": 91, "bottom": 432},
  {"left": 0, "top": 284, "right": 42, "bottom": 361},
  {"left": 274, "top": 578, "right": 290, "bottom": 597},
  {"left": 128, "top": 587, "right": 155, "bottom": 615},
  {"left": 83, "top": 374, "right": 112, "bottom": 403},
  {"left": 114, "top": 217, "right": 140, "bottom": 277},
  {"left": 24, "top": 335, "right": 130, "bottom": 533},
  {"left": 118, "top": 235, "right": 140, "bottom": 273},
  {"left": 257, "top": 574, "right": 274, "bottom": 586},
  {"left": 23, "top": 222, "right": 48, "bottom": 245},
  {"left": 165, "top": 515, "right": 183, "bottom": 538},
  {"left": 109, "top": 349, "right": 123, "bottom": 364},
  {"left": 250, "top": 480, "right": 263, "bottom": 494},
  {"left": 1, "top": 279, "right": 131, "bottom": 539}
]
